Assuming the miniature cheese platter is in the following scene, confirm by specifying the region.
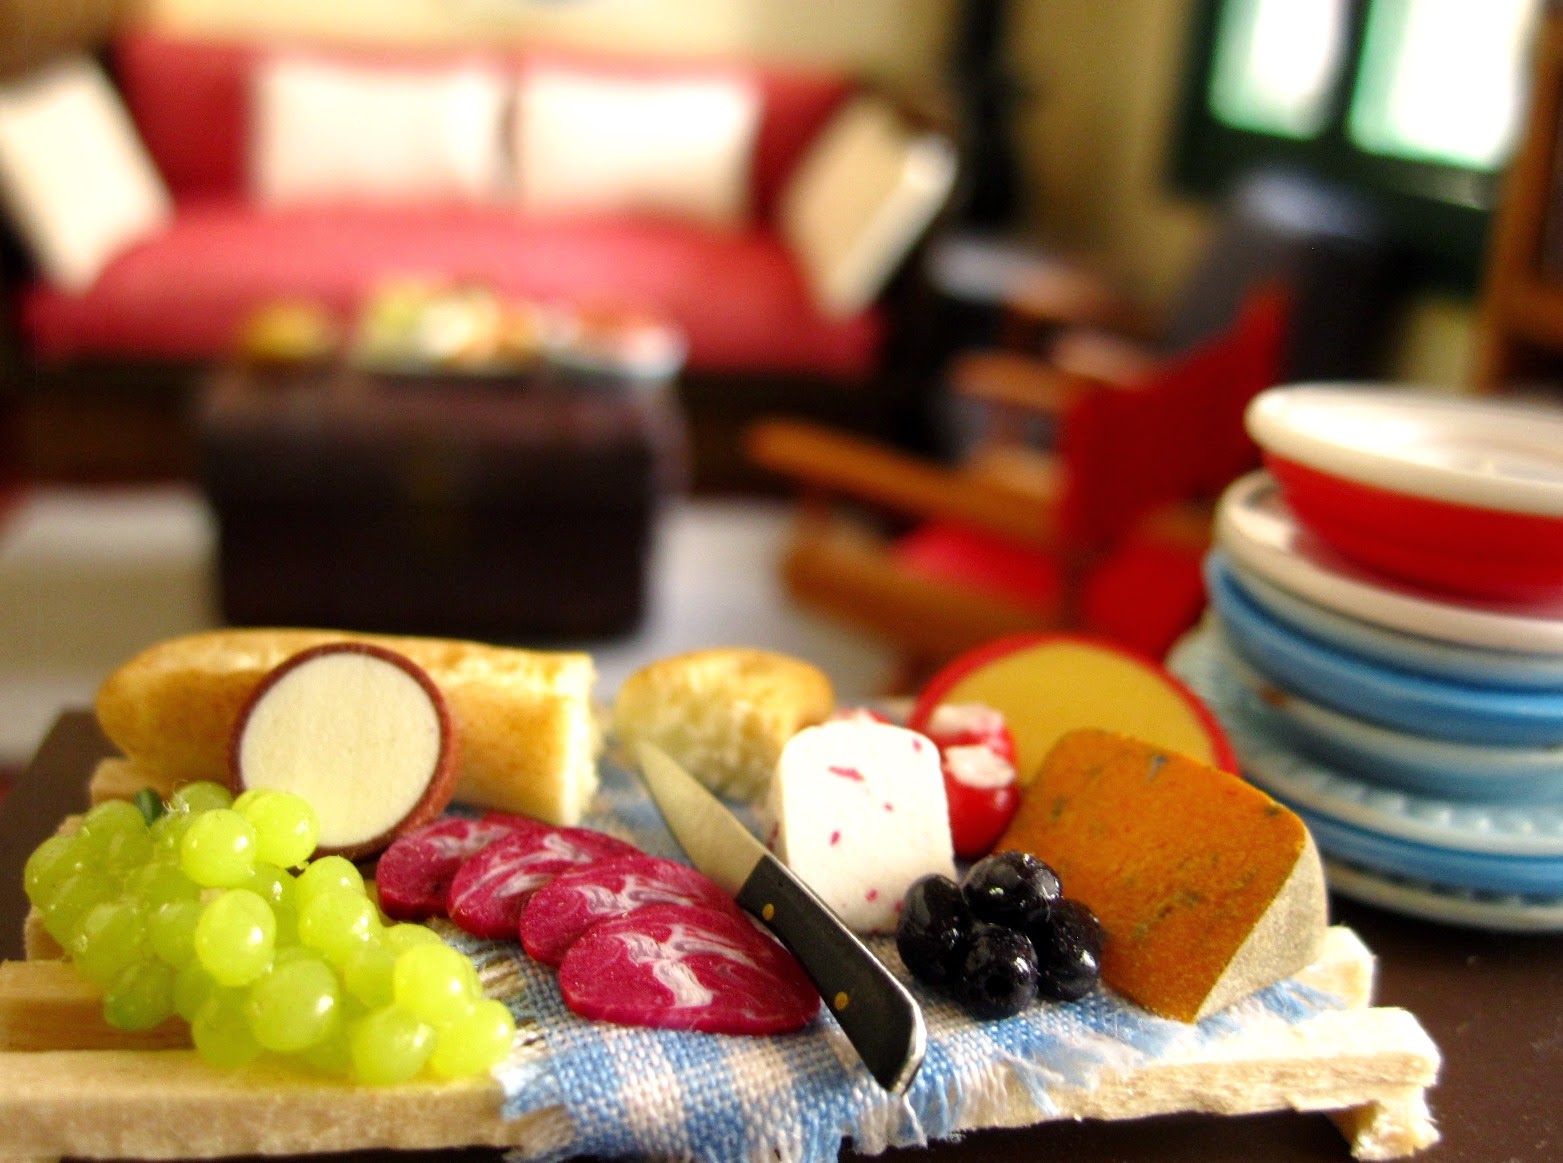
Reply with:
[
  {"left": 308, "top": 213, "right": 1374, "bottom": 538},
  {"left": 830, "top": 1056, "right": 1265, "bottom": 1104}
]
[{"left": 0, "top": 630, "right": 1442, "bottom": 1162}]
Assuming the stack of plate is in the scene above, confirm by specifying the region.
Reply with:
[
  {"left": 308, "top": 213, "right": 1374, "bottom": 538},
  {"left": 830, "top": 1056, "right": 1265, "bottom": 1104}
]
[{"left": 1169, "top": 386, "right": 1563, "bottom": 931}]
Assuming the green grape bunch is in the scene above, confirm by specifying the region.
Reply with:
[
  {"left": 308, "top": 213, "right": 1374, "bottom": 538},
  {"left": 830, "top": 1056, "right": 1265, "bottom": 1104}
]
[{"left": 22, "top": 783, "right": 514, "bottom": 1085}]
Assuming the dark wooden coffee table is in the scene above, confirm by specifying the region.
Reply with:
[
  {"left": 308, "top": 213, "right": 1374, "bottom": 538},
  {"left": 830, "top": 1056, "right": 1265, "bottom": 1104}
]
[
  {"left": 4, "top": 713, "right": 1560, "bottom": 1161},
  {"left": 196, "top": 361, "right": 686, "bottom": 641}
]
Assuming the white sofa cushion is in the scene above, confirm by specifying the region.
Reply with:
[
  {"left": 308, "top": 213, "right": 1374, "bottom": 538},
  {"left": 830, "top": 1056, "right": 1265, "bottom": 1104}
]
[
  {"left": 0, "top": 57, "right": 172, "bottom": 293},
  {"left": 512, "top": 67, "right": 761, "bottom": 228},
  {"left": 251, "top": 55, "right": 509, "bottom": 206},
  {"left": 780, "top": 96, "right": 956, "bottom": 317}
]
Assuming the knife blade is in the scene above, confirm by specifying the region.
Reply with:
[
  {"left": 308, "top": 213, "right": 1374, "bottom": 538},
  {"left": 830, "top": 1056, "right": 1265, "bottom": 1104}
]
[{"left": 635, "top": 741, "right": 926, "bottom": 1094}]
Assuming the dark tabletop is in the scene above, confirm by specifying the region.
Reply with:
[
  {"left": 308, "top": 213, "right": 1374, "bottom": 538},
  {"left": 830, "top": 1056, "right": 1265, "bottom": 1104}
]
[{"left": 3, "top": 713, "right": 1559, "bottom": 1163}]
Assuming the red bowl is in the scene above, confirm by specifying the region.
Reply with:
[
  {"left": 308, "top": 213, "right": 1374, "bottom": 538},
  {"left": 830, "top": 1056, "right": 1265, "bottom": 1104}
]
[{"left": 1266, "top": 455, "right": 1563, "bottom": 604}]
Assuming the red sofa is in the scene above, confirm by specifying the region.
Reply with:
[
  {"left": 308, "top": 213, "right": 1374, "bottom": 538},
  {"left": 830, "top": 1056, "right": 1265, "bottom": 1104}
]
[
  {"left": 6, "top": 32, "right": 954, "bottom": 488},
  {"left": 20, "top": 31, "right": 886, "bottom": 380}
]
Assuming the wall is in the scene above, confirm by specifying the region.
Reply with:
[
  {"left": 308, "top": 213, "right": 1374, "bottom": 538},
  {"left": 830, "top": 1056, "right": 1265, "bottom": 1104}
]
[
  {"left": 0, "top": 0, "right": 127, "bottom": 78},
  {"left": 1005, "top": 0, "right": 1478, "bottom": 388},
  {"left": 139, "top": 0, "right": 956, "bottom": 84}
]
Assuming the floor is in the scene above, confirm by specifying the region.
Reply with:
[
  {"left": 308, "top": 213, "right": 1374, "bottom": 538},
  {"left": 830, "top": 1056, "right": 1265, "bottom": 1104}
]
[{"left": 0, "top": 485, "right": 894, "bottom": 770}]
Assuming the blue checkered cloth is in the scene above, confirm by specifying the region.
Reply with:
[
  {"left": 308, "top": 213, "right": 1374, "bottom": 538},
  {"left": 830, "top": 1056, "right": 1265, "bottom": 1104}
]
[{"left": 441, "top": 762, "right": 1347, "bottom": 1162}]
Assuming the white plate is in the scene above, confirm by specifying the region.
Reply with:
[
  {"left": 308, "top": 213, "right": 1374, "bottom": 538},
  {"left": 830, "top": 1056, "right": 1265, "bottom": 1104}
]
[
  {"left": 1325, "top": 860, "right": 1563, "bottom": 933},
  {"left": 1215, "top": 472, "right": 1563, "bottom": 654},
  {"left": 1246, "top": 385, "right": 1563, "bottom": 516}
]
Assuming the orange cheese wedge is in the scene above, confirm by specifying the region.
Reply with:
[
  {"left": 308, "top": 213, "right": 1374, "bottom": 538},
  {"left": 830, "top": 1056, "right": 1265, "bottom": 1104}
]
[{"left": 997, "top": 728, "right": 1326, "bottom": 1022}]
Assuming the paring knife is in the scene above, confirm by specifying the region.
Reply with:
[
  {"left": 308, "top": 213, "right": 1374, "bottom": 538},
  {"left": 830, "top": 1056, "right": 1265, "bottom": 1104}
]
[{"left": 635, "top": 742, "right": 926, "bottom": 1094}]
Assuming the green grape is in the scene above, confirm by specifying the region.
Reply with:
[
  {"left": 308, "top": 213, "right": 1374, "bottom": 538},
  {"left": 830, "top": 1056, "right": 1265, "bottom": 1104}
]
[
  {"left": 103, "top": 959, "right": 176, "bottom": 1031},
  {"left": 148, "top": 898, "right": 203, "bottom": 969},
  {"left": 243, "top": 862, "right": 296, "bottom": 910},
  {"left": 107, "top": 825, "right": 155, "bottom": 871},
  {"left": 72, "top": 898, "right": 151, "bottom": 988},
  {"left": 127, "top": 859, "right": 200, "bottom": 912},
  {"left": 427, "top": 998, "right": 517, "bottom": 1079},
  {"left": 294, "top": 856, "right": 365, "bottom": 911},
  {"left": 236, "top": 790, "right": 319, "bottom": 869},
  {"left": 78, "top": 800, "right": 153, "bottom": 871},
  {"left": 42, "top": 870, "right": 116, "bottom": 945},
  {"left": 193, "top": 889, "right": 275, "bottom": 986},
  {"left": 171, "top": 781, "right": 233, "bottom": 815},
  {"left": 342, "top": 942, "right": 397, "bottom": 1009},
  {"left": 348, "top": 1006, "right": 434, "bottom": 1085},
  {"left": 383, "top": 923, "right": 443, "bottom": 955},
  {"left": 271, "top": 906, "right": 299, "bottom": 952},
  {"left": 78, "top": 799, "right": 147, "bottom": 844},
  {"left": 150, "top": 810, "right": 194, "bottom": 860},
  {"left": 269, "top": 944, "right": 317, "bottom": 969},
  {"left": 392, "top": 942, "right": 477, "bottom": 1026},
  {"left": 246, "top": 861, "right": 300, "bottom": 950},
  {"left": 297, "top": 1026, "right": 353, "bottom": 1077},
  {"left": 244, "top": 954, "right": 340, "bottom": 1053},
  {"left": 298, "top": 887, "right": 379, "bottom": 965},
  {"left": 179, "top": 810, "right": 258, "bottom": 888},
  {"left": 231, "top": 787, "right": 273, "bottom": 813},
  {"left": 23, "top": 834, "right": 84, "bottom": 908},
  {"left": 191, "top": 988, "right": 261, "bottom": 1069},
  {"left": 172, "top": 960, "right": 218, "bottom": 1022},
  {"left": 458, "top": 954, "right": 483, "bottom": 1001}
]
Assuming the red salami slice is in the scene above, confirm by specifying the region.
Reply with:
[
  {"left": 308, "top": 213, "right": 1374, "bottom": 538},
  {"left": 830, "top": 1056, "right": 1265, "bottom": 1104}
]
[
  {"left": 557, "top": 902, "right": 820, "bottom": 1034},
  {"left": 374, "top": 813, "right": 543, "bottom": 920},
  {"left": 447, "top": 825, "right": 639, "bottom": 939},
  {"left": 519, "top": 854, "right": 741, "bottom": 967}
]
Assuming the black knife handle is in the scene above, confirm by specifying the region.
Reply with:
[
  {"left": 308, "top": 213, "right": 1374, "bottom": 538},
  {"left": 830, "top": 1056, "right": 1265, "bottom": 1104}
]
[{"left": 737, "top": 854, "right": 925, "bottom": 1093}]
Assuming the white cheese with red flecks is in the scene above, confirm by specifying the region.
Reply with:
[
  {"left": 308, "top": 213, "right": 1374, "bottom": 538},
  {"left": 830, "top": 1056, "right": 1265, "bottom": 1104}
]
[{"left": 768, "top": 718, "right": 955, "bottom": 933}]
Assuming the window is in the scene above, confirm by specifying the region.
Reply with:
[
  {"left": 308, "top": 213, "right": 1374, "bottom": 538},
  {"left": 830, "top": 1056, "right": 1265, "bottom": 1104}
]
[{"left": 1173, "top": 0, "right": 1543, "bottom": 290}]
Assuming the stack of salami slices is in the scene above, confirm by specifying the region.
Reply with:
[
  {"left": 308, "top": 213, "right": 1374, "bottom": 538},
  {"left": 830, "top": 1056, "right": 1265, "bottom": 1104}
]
[
  {"left": 1170, "top": 385, "right": 1563, "bottom": 931},
  {"left": 374, "top": 814, "right": 819, "bottom": 1034}
]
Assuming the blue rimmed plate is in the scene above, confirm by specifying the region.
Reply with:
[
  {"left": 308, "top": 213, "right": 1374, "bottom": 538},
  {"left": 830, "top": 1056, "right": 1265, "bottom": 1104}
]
[
  {"left": 1324, "top": 859, "right": 1563, "bottom": 933},
  {"left": 1170, "top": 627, "right": 1563, "bottom": 898},
  {"left": 1207, "top": 559, "right": 1563, "bottom": 747},
  {"left": 1212, "top": 636, "right": 1563, "bottom": 804},
  {"left": 1287, "top": 806, "right": 1563, "bottom": 896},
  {"left": 1211, "top": 551, "right": 1563, "bottom": 692}
]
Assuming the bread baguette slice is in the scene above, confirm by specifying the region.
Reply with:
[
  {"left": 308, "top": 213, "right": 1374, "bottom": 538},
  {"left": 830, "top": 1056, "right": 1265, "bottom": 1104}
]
[
  {"left": 94, "top": 629, "right": 599, "bottom": 825},
  {"left": 0, "top": 1048, "right": 575, "bottom": 1160},
  {"left": 0, "top": 962, "right": 187, "bottom": 1052}
]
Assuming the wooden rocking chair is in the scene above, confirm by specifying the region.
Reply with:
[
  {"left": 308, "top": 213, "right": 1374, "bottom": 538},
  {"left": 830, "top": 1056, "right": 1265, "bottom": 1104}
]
[{"left": 745, "top": 286, "right": 1289, "bottom": 689}]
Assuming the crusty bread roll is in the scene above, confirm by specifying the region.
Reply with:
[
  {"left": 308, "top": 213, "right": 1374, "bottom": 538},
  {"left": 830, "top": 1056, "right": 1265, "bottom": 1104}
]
[
  {"left": 611, "top": 647, "right": 834, "bottom": 799},
  {"left": 94, "top": 629, "right": 599, "bottom": 825}
]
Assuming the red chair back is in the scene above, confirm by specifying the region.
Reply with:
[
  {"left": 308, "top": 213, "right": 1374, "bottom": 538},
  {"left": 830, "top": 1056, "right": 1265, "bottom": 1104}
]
[{"left": 1055, "top": 284, "right": 1289, "bottom": 550}]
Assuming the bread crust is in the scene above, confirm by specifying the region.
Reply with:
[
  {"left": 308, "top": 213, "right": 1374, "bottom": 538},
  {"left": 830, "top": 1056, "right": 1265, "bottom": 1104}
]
[{"left": 94, "top": 629, "right": 599, "bottom": 825}]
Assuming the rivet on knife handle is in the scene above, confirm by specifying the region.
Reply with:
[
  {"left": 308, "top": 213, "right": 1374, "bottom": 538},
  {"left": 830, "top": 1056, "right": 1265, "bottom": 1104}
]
[{"left": 736, "top": 855, "right": 926, "bottom": 1094}]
